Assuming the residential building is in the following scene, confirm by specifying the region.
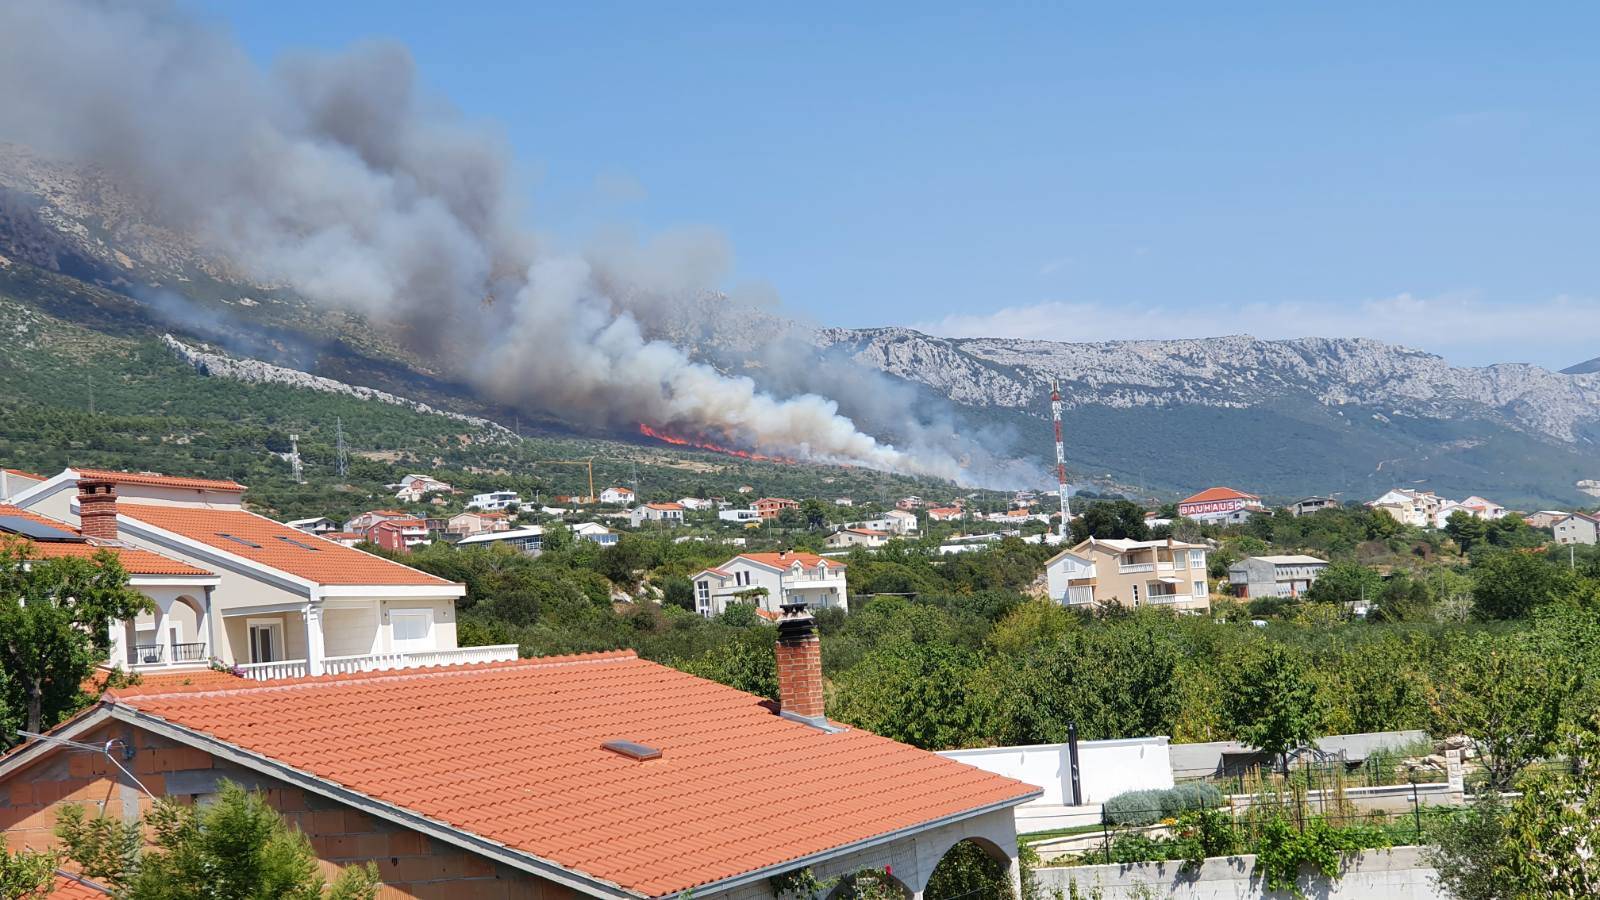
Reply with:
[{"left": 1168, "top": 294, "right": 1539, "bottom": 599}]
[
  {"left": 1369, "top": 489, "right": 1444, "bottom": 528},
  {"left": 285, "top": 516, "right": 339, "bottom": 534},
  {"left": 365, "top": 516, "right": 429, "bottom": 553},
  {"left": 629, "top": 502, "right": 686, "bottom": 527},
  {"left": 1, "top": 620, "right": 1036, "bottom": 900},
  {"left": 1459, "top": 496, "right": 1509, "bottom": 521},
  {"left": 447, "top": 510, "right": 511, "bottom": 536},
  {"left": 834, "top": 497, "right": 855, "bottom": 507},
  {"left": 690, "top": 551, "right": 848, "bottom": 617},
  {"left": 321, "top": 531, "right": 364, "bottom": 548},
  {"left": 6, "top": 467, "right": 505, "bottom": 680},
  {"left": 886, "top": 509, "right": 920, "bottom": 534},
  {"left": 896, "top": 496, "right": 923, "bottom": 510},
  {"left": 1044, "top": 538, "right": 1210, "bottom": 612},
  {"left": 0, "top": 467, "right": 45, "bottom": 500},
  {"left": 1177, "top": 487, "right": 1264, "bottom": 522},
  {"left": 1289, "top": 496, "right": 1340, "bottom": 517},
  {"left": 1227, "top": 555, "right": 1329, "bottom": 599},
  {"left": 599, "top": 486, "right": 635, "bottom": 506},
  {"left": 677, "top": 497, "right": 715, "bottom": 511},
  {"left": 344, "top": 509, "right": 414, "bottom": 533},
  {"left": 465, "top": 490, "right": 521, "bottom": 512},
  {"left": 754, "top": 497, "right": 799, "bottom": 520},
  {"left": 718, "top": 508, "right": 762, "bottom": 524},
  {"left": 456, "top": 526, "right": 545, "bottom": 555},
  {"left": 1525, "top": 510, "right": 1573, "bottom": 529},
  {"left": 937, "top": 533, "right": 1004, "bottom": 555},
  {"left": 927, "top": 506, "right": 964, "bottom": 522},
  {"left": 736, "top": 484, "right": 754, "bottom": 494},
  {"left": 1143, "top": 512, "right": 1173, "bottom": 529},
  {"left": 391, "top": 473, "right": 455, "bottom": 503},
  {"left": 825, "top": 527, "right": 890, "bottom": 549},
  {"left": 572, "top": 522, "right": 619, "bottom": 546},
  {"left": 1554, "top": 512, "right": 1600, "bottom": 546}
]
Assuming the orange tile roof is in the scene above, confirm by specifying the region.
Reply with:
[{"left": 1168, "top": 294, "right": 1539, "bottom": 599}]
[
  {"left": 73, "top": 468, "right": 245, "bottom": 492},
  {"left": 86, "top": 667, "right": 261, "bottom": 698},
  {"left": 113, "top": 653, "right": 1035, "bottom": 897},
  {"left": 51, "top": 872, "right": 111, "bottom": 898},
  {"left": 1179, "top": 486, "right": 1260, "bottom": 505},
  {"left": 0, "top": 505, "right": 212, "bottom": 577},
  {"left": 3, "top": 467, "right": 43, "bottom": 479},
  {"left": 736, "top": 551, "right": 845, "bottom": 570},
  {"left": 119, "top": 503, "right": 456, "bottom": 587}
]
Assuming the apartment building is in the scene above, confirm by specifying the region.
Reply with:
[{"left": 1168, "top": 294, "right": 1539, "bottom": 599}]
[
  {"left": 1177, "top": 487, "right": 1264, "bottom": 523},
  {"left": 825, "top": 527, "right": 890, "bottom": 549},
  {"left": 629, "top": 502, "right": 686, "bottom": 527},
  {"left": 465, "top": 490, "right": 521, "bottom": 511},
  {"left": 1369, "top": 489, "right": 1444, "bottom": 528},
  {"left": 6, "top": 468, "right": 508, "bottom": 681},
  {"left": 1044, "top": 538, "right": 1210, "bottom": 612},
  {"left": 1289, "top": 496, "right": 1340, "bottom": 517},
  {"left": 690, "top": 551, "right": 848, "bottom": 617},
  {"left": 1554, "top": 512, "right": 1599, "bottom": 546},
  {"left": 754, "top": 497, "right": 800, "bottom": 520}
]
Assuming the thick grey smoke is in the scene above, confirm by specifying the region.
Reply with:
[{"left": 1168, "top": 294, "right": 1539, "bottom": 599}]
[{"left": 0, "top": 0, "right": 991, "bottom": 482}]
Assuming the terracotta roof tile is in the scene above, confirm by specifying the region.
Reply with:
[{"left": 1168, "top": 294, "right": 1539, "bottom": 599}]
[
  {"left": 73, "top": 468, "right": 245, "bottom": 492},
  {"left": 736, "top": 552, "right": 846, "bottom": 570},
  {"left": 116, "top": 653, "right": 1036, "bottom": 897},
  {"left": 0, "top": 505, "right": 212, "bottom": 577},
  {"left": 119, "top": 503, "right": 456, "bottom": 588},
  {"left": 1179, "top": 486, "right": 1260, "bottom": 505}
]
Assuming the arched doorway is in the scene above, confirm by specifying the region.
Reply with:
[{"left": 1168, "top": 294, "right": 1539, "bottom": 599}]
[
  {"left": 166, "top": 595, "right": 206, "bottom": 662},
  {"left": 924, "top": 839, "right": 1012, "bottom": 900}
]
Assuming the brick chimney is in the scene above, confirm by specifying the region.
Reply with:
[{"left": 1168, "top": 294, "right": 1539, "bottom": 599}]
[
  {"left": 775, "top": 602, "right": 826, "bottom": 726},
  {"left": 77, "top": 479, "right": 119, "bottom": 541}
]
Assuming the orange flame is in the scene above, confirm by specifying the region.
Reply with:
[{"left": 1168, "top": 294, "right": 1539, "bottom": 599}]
[{"left": 637, "top": 423, "right": 798, "bottom": 465}]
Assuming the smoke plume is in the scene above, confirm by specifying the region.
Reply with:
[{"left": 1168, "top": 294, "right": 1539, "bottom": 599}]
[{"left": 0, "top": 0, "right": 993, "bottom": 483}]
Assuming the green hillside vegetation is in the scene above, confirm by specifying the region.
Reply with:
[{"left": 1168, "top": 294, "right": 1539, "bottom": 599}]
[{"left": 0, "top": 291, "right": 966, "bottom": 521}]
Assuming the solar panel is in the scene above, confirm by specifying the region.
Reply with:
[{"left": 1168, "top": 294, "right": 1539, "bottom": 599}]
[{"left": 0, "top": 515, "right": 86, "bottom": 543}]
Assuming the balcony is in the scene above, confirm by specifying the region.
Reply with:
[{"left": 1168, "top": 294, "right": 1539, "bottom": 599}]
[
  {"left": 1119, "top": 562, "right": 1155, "bottom": 574},
  {"left": 236, "top": 644, "right": 521, "bottom": 681},
  {"left": 1145, "top": 593, "right": 1191, "bottom": 605},
  {"left": 130, "top": 641, "right": 210, "bottom": 669}
]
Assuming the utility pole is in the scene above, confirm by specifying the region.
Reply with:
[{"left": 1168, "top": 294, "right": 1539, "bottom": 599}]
[
  {"left": 1050, "top": 380, "right": 1071, "bottom": 539},
  {"left": 335, "top": 417, "right": 348, "bottom": 482},
  {"left": 288, "top": 434, "right": 305, "bottom": 484}
]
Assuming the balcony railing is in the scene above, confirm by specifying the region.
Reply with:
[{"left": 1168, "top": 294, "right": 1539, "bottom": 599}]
[
  {"left": 171, "top": 642, "right": 207, "bottom": 663},
  {"left": 133, "top": 643, "right": 164, "bottom": 664},
  {"left": 1146, "top": 593, "right": 1192, "bottom": 606},
  {"left": 1119, "top": 562, "right": 1155, "bottom": 574},
  {"left": 236, "top": 645, "right": 521, "bottom": 681}
]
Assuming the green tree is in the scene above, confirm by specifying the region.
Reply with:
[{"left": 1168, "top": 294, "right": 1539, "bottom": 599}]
[
  {"left": 1435, "top": 632, "right": 1577, "bottom": 791},
  {"left": 0, "top": 846, "right": 58, "bottom": 899},
  {"left": 1470, "top": 549, "right": 1572, "bottom": 620},
  {"left": 541, "top": 521, "right": 573, "bottom": 553},
  {"left": 56, "top": 781, "right": 379, "bottom": 899},
  {"left": 1220, "top": 643, "right": 1318, "bottom": 764},
  {"left": 832, "top": 638, "right": 980, "bottom": 749},
  {"left": 1301, "top": 560, "right": 1381, "bottom": 606},
  {"left": 1444, "top": 510, "right": 1489, "bottom": 553},
  {"left": 799, "top": 498, "right": 830, "bottom": 529},
  {"left": 676, "top": 628, "right": 779, "bottom": 699},
  {"left": 0, "top": 542, "right": 149, "bottom": 735},
  {"left": 1069, "top": 501, "right": 1151, "bottom": 542}
]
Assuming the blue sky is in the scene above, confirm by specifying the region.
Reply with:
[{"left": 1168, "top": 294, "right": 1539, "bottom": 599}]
[{"left": 200, "top": 2, "right": 1600, "bottom": 368}]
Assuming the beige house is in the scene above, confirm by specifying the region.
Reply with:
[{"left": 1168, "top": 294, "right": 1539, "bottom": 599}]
[
  {"left": 9, "top": 467, "right": 511, "bottom": 681},
  {"left": 1554, "top": 512, "right": 1599, "bottom": 546},
  {"left": 826, "top": 527, "right": 891, "bottom": 549},
  {"left": 1044, "top": 538, "right": 1210, "bottom": 612}
]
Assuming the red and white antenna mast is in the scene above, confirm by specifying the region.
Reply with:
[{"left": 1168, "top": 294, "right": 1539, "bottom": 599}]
[{"left": 1050, "top": 379, "right": 1071, "bottom": 538}]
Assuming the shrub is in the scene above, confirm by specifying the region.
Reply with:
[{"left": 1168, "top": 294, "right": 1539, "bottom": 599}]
[{"left": 1103, "top": 784, "right": 1224, "bottom": 825}]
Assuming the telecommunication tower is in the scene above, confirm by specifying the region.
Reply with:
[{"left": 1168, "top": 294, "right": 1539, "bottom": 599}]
[{"left": 1050, "top": 380, "right": 1071, "bottom": 538}]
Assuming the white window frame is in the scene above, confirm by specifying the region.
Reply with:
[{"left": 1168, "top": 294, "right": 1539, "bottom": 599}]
[
  {"left": 1189, "top": 549, "right": 1205, "bottom": 568},
  {"left": 1194, "top": 580, "right": 1208, "bottom": 597},
  {"left": 390, "top": 608, "right": 435, "bottom": 653},
  {"left": 247, "top": 617, "right": 285, "bottom": 664}
]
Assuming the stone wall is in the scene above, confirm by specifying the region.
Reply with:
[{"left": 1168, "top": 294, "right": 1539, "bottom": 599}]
[{"left": 1035, "top": 847, "right": 1439, "bottom": 900}]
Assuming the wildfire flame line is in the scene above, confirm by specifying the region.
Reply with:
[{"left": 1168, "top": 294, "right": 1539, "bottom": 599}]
[{"left": 637, "top": 424, "right": 799, "bottom": 465}]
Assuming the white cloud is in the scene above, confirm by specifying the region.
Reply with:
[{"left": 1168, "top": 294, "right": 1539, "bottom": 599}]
[{"left": 916, "top": 293, "right": 1600, "bottom": 370}]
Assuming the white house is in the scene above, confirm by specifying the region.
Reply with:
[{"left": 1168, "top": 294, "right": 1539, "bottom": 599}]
[
  {"left": 834, "top": 497, "right": 855, "bottom": 507},
  {"left": 599, "top": 486, "right": 635, "bottom": 506},
  {"left": 572, "top": 522, "right": 619, "bottom": 546},
  {"left": 285, "top": 516, "right": 339, "bottom": 534},
  {"left": 456, "top": 526, "right": 545, "bottom": 555},
  {"left": 1459, "top": 496, "right": 1509, "bottom": 521},
  {"left": 718, "top": 508, "right": 762, "bottom": 524},
  {"left": 391, "top": 473, "right": 454, "bottom": 503},
  {"left": 1554, "top": 512, "right": 1599, "bottom": 546},
  {"left": 1370, "top": 488, "right": 1445, "bottom": 528},
  {"left": 629, "top": 502, "right": 686, "bottom": 527},
  {"left": 825, "top": 527, "right": 890, "bottom": 549},
  {"left": 677, "top": 497, "right": 715, "bottom": 511},
  {"left": 886, "top": 509, "right": 920, "bottom": 534},
  {"left": 466, "top": 490, "right": 521, "bottom": 512},
  {"left": 7, "top": 467, "right": 509, "bottom": 681},
  {"left": 690, "top": 551, "right": 849, "bottom": 618}
]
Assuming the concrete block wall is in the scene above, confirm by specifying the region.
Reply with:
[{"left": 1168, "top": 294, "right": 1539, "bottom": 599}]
[
  {"left": 1035, "top": 847, "right": 1439, "bottom": 900},
  {"left": 0, "top": 721, "right": 569, "bottom": 900}
]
